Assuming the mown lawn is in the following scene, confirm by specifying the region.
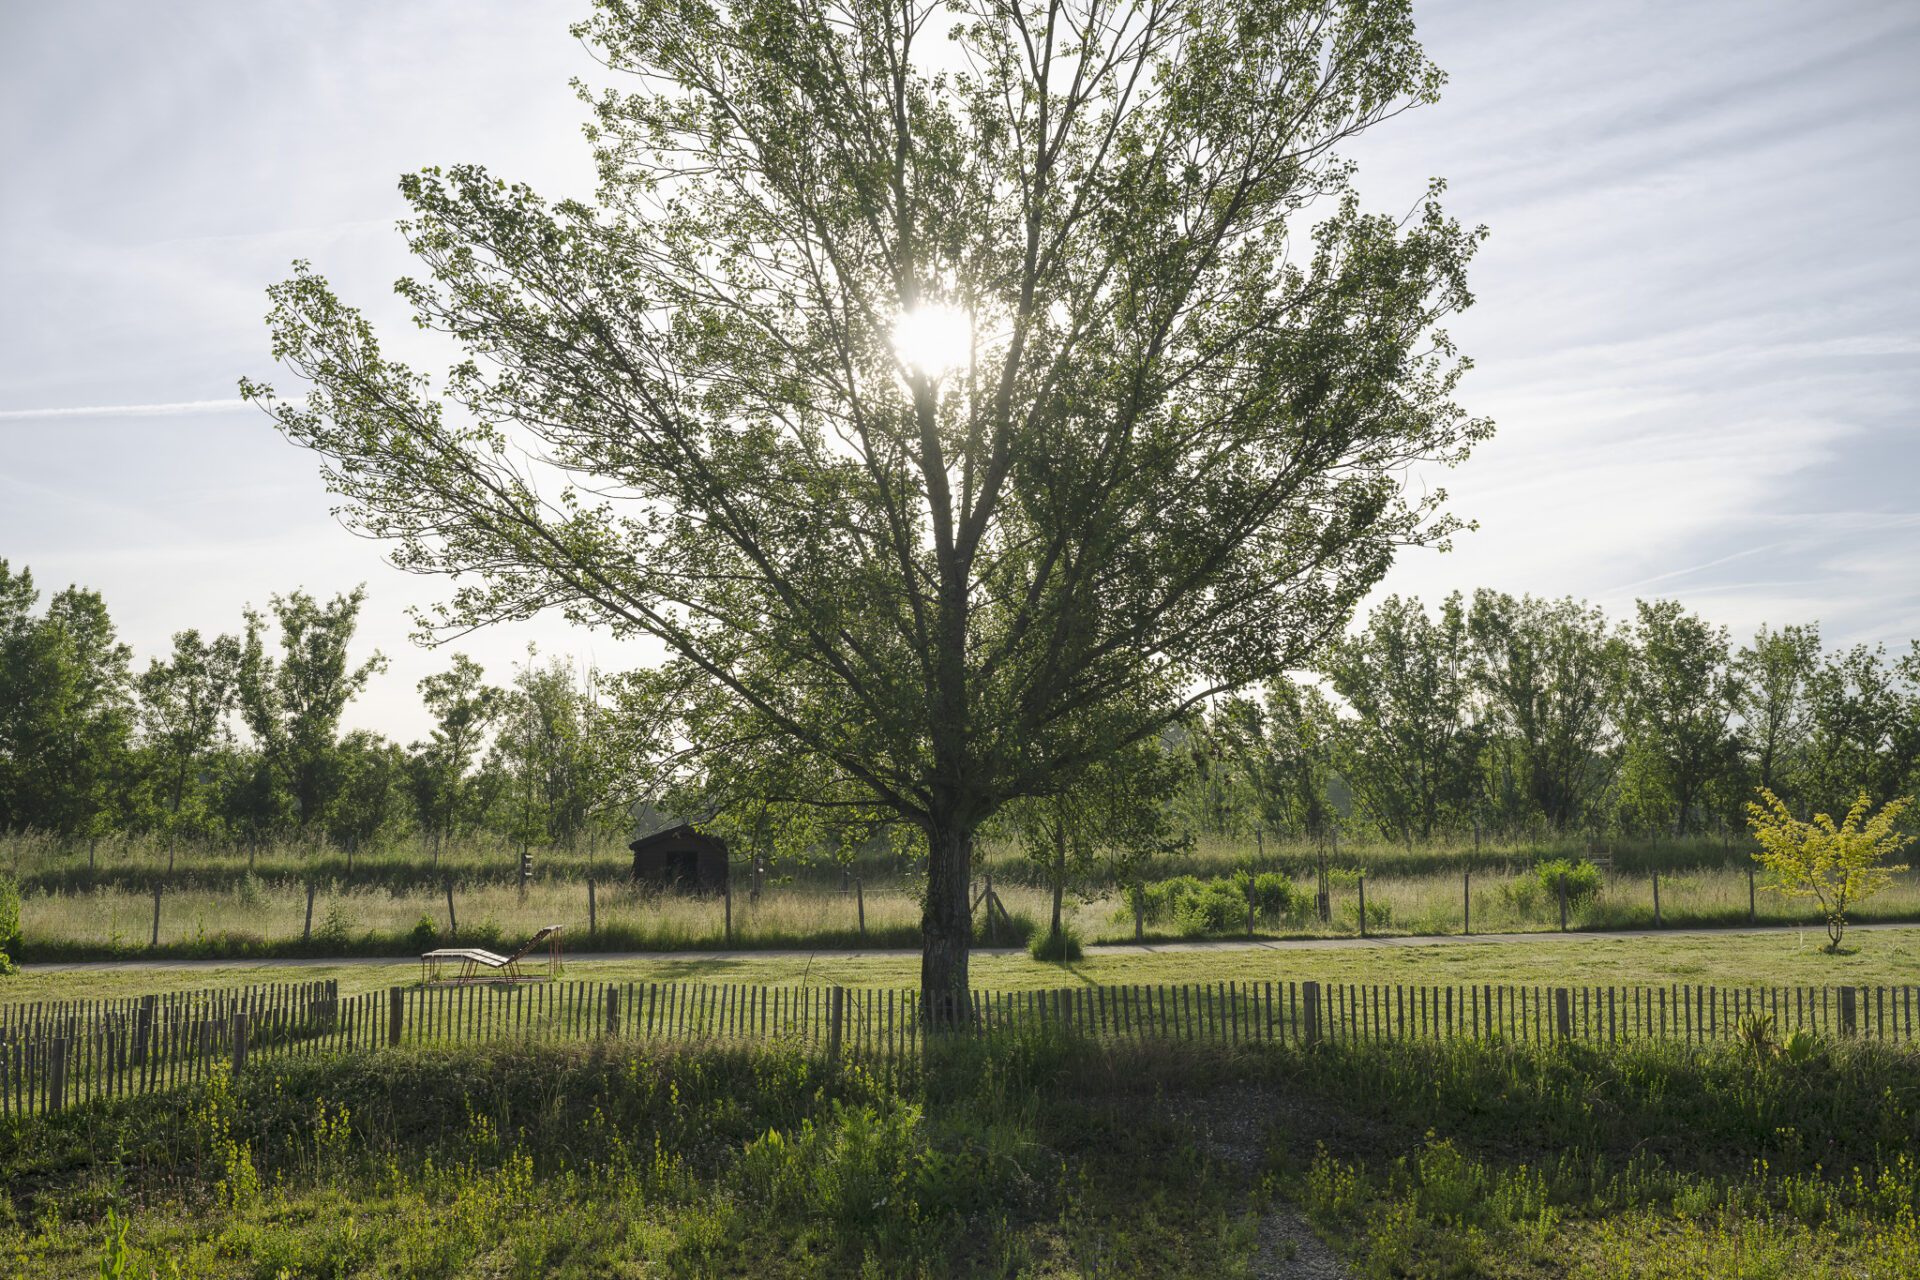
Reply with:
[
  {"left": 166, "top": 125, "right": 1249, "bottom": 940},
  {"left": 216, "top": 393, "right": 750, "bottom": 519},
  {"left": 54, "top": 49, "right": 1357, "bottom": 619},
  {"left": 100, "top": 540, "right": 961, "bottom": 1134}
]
[
  {"left": 3, "top": 1023, "right": 1915, "bottom": 1278},
  {"left": 8, "top": 923, "right": 1918, "bottom": 1006}
]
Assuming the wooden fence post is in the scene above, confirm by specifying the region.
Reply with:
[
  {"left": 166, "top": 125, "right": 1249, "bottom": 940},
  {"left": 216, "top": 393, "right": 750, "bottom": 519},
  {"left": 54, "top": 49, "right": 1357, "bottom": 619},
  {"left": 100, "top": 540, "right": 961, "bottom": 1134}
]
[
  {"left": 1358, "top": 876, "right": 1368, "bottom": 939},
  {"left": 1554, "top": 988, "right": 1571, "bottom": 1040},
  {"left": 1246, "top": 877, "right": 1256, "bottom": 939},
  {"left": 1840, "top": 986, "right": 1858, "bottom": 1037},
  {"left": 983, "top": 870, "right": 997, "bottom": 946},
  {"left": 1558, "top": 882, "right": 1568, "bottom": 932},
  {"left": 304, "top": 881, "right": 316, "bottom": 942},
  {"left": 604, "top": 986, "right": 620, "bottom": 1037},
  {"left": 50, "top": 1038, "right": 67, "bottom": 1111},
  {"left": 1301, "top": 980, "right": 1321, "bottom": 1047},
  {"left": 1652, "top": 871, "right": 1662, "bottom": 926},
  {"left": 232, "top": 1012, "right": 248, "bottom": 1074},
  {"left": 133, "top": 995, "right": 155, "bottom": 1067},
  {"left": 828, "top": 986, "right": 845, "bottom": 1058},
  {"left": 444, "top": 879, "right": 457, "bottom": 936},
  {"left": 1463, "top": 871, "right": 1471, "bottom": 936},
  {"left": 1133, "top": 882, "right": 1144, "bottom": 943},
  {"left": 388, "top": 987, "right": 404, "bottom": 1047},
  {"left": 856, "top": 877, "right": 866, "bottom": 942},
  {"left": 588, "top": 879, "right": 597, "bottom": 940},
  {"left": 150, "top": 882, "right": 162, "bottom": 948}
]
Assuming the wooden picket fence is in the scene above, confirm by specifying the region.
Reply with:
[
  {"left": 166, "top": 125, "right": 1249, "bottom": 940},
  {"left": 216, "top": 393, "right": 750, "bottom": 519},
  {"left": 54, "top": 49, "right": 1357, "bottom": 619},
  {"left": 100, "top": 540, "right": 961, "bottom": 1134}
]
[{"left": 4, "top": 978, "right": 1916, "bottom": 1118}]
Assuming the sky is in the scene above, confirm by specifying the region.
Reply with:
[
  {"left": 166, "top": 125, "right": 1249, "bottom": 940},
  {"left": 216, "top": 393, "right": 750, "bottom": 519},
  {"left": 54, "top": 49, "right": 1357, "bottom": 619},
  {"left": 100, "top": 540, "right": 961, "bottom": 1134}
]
[{"left": 2, "top": 0, "right": 1917, "bottom": 741}]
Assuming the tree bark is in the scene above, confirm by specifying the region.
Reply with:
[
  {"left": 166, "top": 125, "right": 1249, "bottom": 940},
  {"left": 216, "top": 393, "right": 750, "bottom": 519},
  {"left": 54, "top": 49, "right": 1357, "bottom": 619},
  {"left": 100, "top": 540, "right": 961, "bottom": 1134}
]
[
  {"left": 1049, "top": 817, "right": 1066, "bottom": 943},
  {"left": 921, "top": 820, "right": 974, "bottom": 1030}
]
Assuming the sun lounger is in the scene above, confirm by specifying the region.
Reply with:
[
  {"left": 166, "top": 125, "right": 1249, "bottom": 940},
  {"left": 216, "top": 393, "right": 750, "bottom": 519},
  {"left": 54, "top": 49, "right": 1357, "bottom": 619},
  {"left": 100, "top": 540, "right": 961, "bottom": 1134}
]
[{"left": 420, "top": 925, "right": 563, "bottom": 984}]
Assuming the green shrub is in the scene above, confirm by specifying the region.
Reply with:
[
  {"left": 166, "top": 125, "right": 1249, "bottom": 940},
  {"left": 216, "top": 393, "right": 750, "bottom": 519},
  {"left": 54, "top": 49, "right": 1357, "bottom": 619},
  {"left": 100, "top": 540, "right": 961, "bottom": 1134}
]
[
  {"left": 1252, "top": 871, "right": 1310, "bottom": 918},
  {"left": 1028, "top": 924, "right": 1083, "bottom": 962},
  {"left": 313, "top": 905, "right": 352, "bottom": 950},
  {"left": 1341, "top": 897, "right": 1393, "bottom": 930},
  {"left": 408, "top": 915, "right": 439, "bottom": 951},
  {"left": 1534, "top": 858, "right": 1601, "bottom": 907},
  {"left": 1114, "top": 872, "right": 1310, "bottom": 936},
  {"left": 0, "top": 874, "right": 19, "bottom": 975},
  {"left": 1121, "top": 867, "right": 1313, "bottom": 936}
]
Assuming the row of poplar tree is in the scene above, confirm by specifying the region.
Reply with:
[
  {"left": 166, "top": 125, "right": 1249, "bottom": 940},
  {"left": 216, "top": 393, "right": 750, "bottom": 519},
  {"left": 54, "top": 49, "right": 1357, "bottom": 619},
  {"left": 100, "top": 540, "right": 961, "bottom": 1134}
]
[
  {"left": 6, "top": 558, "right": 1916, "bottom": 858},
  {"left": 0, "top": 561, "right": 625, "bottom": 857},
  {"left": 1169, "top": 591, "right": 1920, "bottom": 845}
]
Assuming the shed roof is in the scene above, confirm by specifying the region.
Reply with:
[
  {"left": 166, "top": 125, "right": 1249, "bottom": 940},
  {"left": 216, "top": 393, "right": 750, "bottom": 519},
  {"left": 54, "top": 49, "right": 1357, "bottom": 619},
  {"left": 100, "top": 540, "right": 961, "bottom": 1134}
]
[{"left": 628, "top": 821, "right": 723, "bottom": 854}]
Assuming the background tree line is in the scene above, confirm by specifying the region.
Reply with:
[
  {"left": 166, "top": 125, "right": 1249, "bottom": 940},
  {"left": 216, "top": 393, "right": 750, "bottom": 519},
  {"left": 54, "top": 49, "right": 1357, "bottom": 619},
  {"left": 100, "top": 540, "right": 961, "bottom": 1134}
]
[
  {"left": 8, "top": 561, "right": 1915, "bottom": 866},
  {"left": 1175, "top": 590, "right": 1920, "bottom": 847},
  {"left": 0, "top": 560, "right": 625, "bottom": 862}
]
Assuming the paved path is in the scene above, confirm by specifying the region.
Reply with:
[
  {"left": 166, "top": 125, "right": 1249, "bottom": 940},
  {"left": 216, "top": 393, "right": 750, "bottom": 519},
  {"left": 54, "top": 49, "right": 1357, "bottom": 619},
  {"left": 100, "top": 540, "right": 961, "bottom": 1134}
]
[{"left": 20, "top": 919, "right": 1909, "bottom": 974}]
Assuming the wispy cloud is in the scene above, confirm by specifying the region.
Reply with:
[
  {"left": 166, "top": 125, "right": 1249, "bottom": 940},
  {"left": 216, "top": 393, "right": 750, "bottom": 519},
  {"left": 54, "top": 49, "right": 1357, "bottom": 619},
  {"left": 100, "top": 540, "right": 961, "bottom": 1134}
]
[{"left": 0, "top": 398, "right": 251, "bottom": 421}]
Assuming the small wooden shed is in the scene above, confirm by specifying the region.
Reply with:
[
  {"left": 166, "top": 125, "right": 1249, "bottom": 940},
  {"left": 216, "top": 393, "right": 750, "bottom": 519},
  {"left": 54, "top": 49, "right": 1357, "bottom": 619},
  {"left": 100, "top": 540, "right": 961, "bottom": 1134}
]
[{"left": 629, "top": 822, "right": 729, "bottom": 892}]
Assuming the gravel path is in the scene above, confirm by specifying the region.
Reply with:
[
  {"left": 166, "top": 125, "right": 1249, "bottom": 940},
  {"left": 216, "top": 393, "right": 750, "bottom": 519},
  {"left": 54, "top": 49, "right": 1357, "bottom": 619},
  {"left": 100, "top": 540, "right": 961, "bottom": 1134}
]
[
  {"left": 1161, "top": 1086, "right": 1353, "bottom": 1279},
  {"left": 19, "top": 919, "right": 1907, "bottom": 973}
]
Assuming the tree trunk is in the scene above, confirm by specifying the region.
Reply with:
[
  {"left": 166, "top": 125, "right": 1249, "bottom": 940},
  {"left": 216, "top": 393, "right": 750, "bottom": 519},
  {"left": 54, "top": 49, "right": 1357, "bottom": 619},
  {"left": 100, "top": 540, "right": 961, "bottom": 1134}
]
[
  {"left": 921, "top": 820, "right": 974, "bottom": 1031},
  {"left": 1049, "top": 817, "right": 1066, "bottom": 943}
]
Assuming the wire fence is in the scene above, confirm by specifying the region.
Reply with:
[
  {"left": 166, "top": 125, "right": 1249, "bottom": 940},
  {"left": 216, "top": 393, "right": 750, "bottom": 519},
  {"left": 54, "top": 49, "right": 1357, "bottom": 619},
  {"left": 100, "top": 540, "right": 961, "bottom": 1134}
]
[{"left": 4, "top": 977, "right": 1916, "bottom": 1118}]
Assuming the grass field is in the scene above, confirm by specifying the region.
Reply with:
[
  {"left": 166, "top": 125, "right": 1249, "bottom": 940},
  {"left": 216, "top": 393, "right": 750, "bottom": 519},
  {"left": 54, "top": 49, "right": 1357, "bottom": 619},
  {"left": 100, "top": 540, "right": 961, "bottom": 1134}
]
[
  {"left": 3, "top": 1025, "right": 1915, "bottom": 1277},
  {"left": 8, "top": 925, "right": 1917, "bottom": 1006},
  {"left": 4, "top": 827, "right": 1764, "bottom": 895},
  {"left": 14, "top": 855, "right": 1920, "bottom": 964}
]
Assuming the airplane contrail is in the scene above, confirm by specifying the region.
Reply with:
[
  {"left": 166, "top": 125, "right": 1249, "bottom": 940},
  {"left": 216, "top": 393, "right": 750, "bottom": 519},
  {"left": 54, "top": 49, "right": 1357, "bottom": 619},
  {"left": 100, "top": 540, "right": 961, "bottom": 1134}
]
[{"left": 0, "top": 398, "right": 253, "bottom": 421}]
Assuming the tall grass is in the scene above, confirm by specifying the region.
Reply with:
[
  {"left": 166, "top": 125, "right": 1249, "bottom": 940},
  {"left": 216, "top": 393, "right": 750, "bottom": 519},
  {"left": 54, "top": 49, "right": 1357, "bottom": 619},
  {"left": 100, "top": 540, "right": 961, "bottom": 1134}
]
[
  {"left": 7, "top": 824, "right": 1769, "bottom": 899},
  {"left": 3, "top": 1027, "right": 1916, "bottom": 1277},
  {"left": 11, "top": 823, "right": 1918, "bottom": 961},
  {"left": 982, "top": 827, "right": 1771, "bottom": 885},
  {"left": 14, "top": 876, "right": 1042, "bottom": 961},
  {"left": 1073, "top": 864, "right": 1920, "bottom": 943}
]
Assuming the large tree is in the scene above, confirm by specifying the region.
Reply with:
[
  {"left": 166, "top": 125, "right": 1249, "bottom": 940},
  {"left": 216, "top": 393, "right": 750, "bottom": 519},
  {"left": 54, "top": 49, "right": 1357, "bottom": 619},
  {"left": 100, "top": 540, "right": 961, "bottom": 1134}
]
[
  {"left": 243, "top": 0, "right": 1487, "bottom": 1018},
  {"left": 1214, "top": 679, "right": 1339, "bottom": 842},
  {"left": 407, "top": 653, "right": 504, "bottom": 862},
  {"left": 1732, "top": 622, "right": 1820, "bottom": 802},
  {"left": 0, "top": 561, "right": 135, "bottom": 841},
  {"left": 137, "top": 629, "right": 242, "bottom": 854},
  {"left": 1620, "top": 598, "right": 1740, "bottom": 835},
  {"left": 1324, "top": 593, "right": 1482, "bottom": 846},
  {"left": 237, "top": 588, "right": 387, "bottom": 833},
  {"left": 1802, "top": 642, "right": 1920, "bottom": 813},
  {"left": 1466, "top": 590, "right": 1619, "bottom": 833}
]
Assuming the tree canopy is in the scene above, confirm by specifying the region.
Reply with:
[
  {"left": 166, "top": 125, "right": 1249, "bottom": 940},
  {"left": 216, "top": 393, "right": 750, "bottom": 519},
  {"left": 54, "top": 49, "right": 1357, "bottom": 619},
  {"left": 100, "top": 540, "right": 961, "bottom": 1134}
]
[{"left": 243, "top": 0, "right": 1488, "bottom": 1015}]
